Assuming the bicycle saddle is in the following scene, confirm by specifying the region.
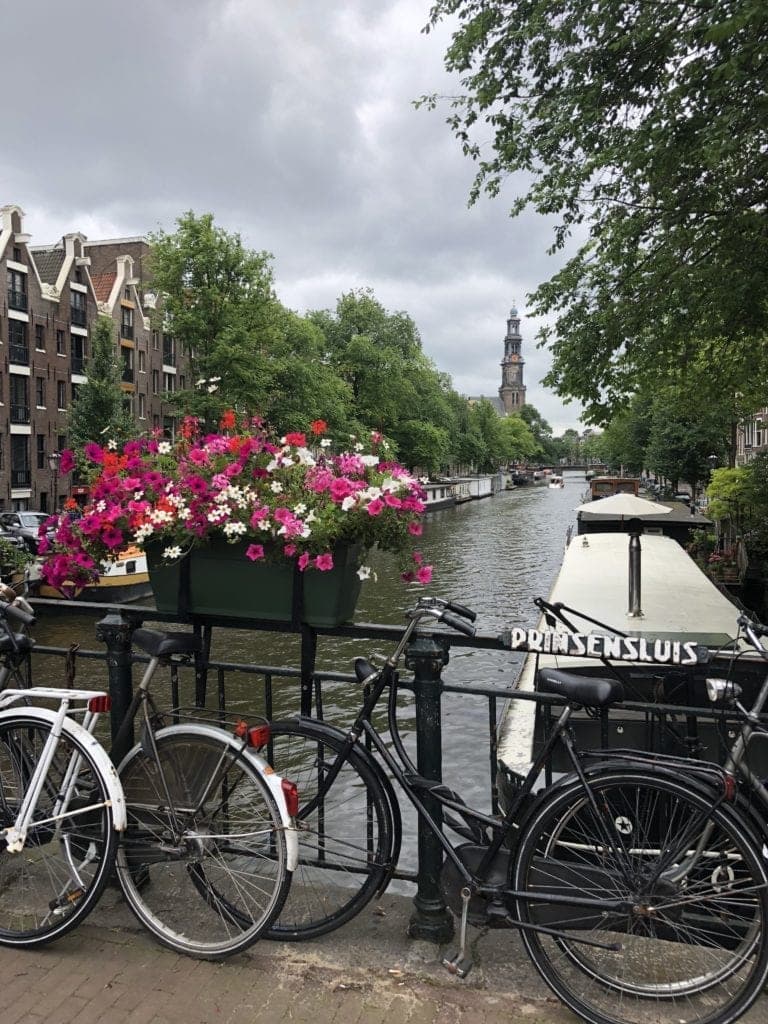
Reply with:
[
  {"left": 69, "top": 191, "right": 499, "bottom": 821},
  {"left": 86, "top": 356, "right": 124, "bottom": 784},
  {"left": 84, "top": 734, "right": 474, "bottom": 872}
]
[
  {"left": 132, "top": 628, "right": 203, "bottom": 659},
  {"left": 535, "top": 668, "right": 624, "bottom": 707}
]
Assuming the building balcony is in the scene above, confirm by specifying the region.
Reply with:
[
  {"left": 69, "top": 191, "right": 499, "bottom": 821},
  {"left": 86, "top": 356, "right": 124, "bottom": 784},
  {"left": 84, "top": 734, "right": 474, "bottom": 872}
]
[
  {"left": 162, "top": 344, "right": 175, "bottom": 365},
  {"left": 10, "top": 404, "right": 30, "bottom": 424},
  {"left": 8, "top": 288, "right": 28, "bottom": 312},
  {"left": 71, "top": 356, "right": 87, "bottom": 375},
  {"left": 11, "top": 469, "right": 31, "bottom": 488},
  {"left": 70, "top": 308, "right": 87, "bottom": 328},
  {"left": 9, "top": 344, "right": 29, "bottom": 365}
]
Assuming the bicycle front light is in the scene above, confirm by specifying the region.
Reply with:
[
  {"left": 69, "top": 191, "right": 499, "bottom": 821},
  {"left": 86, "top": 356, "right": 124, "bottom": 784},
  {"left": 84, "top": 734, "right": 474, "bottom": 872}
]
[{"left": 705, "top": 678, "right": 742, "bottom": 703}]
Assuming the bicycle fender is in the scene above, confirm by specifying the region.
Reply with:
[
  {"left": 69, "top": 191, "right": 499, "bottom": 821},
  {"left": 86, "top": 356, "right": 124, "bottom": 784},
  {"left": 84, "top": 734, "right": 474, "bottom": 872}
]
[
  {"left": 0, "top": 706, "right": 127, "bottom": 831},
  {"left": 122, "top": 722, "right": 299, "bottom": 872}
]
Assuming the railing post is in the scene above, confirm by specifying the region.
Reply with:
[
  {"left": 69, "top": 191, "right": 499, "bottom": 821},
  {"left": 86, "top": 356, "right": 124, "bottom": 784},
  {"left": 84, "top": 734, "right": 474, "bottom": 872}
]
[
  {"left": 404, "top": 634, "right": 454, "bottom": 943},
  {"left": 96, "top": 608, "right": 139, "bottom": 744}
]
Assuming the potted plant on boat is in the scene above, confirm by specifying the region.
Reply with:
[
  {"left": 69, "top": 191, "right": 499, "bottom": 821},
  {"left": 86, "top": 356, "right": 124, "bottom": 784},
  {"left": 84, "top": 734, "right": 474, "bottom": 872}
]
[{"left": 39, "top": 413, "right": 432, "bottom": 625}]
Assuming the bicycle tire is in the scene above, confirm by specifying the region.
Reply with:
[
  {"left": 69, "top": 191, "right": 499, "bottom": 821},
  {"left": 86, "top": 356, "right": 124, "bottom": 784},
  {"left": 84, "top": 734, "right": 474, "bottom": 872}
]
[
  {"left": 0, "top": 715, "right": 117, "bottom": 947},
  {"left": 115, "top": 725, "right": 291, "bottom": 959},
  {"left": 264, "top": 718, "right": 395, "bottom": 941},
  {"left": 513, "top": 768, "right": 768, "bottom": 1024}
]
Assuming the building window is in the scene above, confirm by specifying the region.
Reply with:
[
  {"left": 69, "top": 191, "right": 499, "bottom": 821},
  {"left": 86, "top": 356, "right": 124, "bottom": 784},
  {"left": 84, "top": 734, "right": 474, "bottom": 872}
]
[
  {"left": 162, "top": 334, "right": 175, "bottom": 364},
  {"left": 152, "top": 330, "right": 159, "bottom": 350},
  {"left": 8, "top": 320, "right": 28, "bottom": 365},
  {"left": 71, "top": 335, "right": 87, "bottom": 374},
  {"left": 163, "top": 372, "right": 175, "bottom": 392},
  {"left": 35, "top": 377, "right": 46, "bottom": 407},
  {"left": 74, "top": 268, "right": 83, "bottom": 284},
  {"left": 36, "top": 434, "right": 46, "bottom": 470},
  {"left": 7, "top": 268, "right": 27, "bottom": 312},
  {"left": 35, "top": 324, "right": 46, "bottom": 350},
  {"left": 138, "top": 393, "right": 146, "bottom": 419},
  {"left": 179, "top": 374, "right": 186, "bottom": 390},
  {"left": 121, "top": 306, "right": 134, "bottom": 340},
  {"left": 10, "top": 376, "right": 29, "bottom": 424},
  {"left": 152, "top": 369, "right": 159, "bottom": 395},
  {"left": 57, "top": 381, "right": 66, "bottom": 410},
  {"left": 138, "top": 350, "right": 146, "bottom": 373},
  {"left": 12, "top": 246, "right": 21, "bottom": 262},
  {"left": 10, "top": 435, "right": 30, "bottom": 489},
  {"left": 70, "top": 290, "right": 87, "bottom": 327},
  {"left": 56, "top": 329, "right": 66, "bottom": 355},
  {"left": 71, "top": 383, "right": 80, "bottom": 403}
]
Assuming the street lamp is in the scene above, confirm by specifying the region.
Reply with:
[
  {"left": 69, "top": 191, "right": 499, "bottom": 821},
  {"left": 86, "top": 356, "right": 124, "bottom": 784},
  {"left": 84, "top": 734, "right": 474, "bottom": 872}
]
[{"left": 48, "top": 451, "right": 61, "bottom": 512}]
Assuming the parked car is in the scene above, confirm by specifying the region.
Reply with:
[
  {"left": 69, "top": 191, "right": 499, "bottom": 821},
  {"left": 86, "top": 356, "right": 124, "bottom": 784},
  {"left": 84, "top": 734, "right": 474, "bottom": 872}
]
[
  {"left": 0, "top": 511, "right": 53, "bottom": 553},
  {"left": 0, "top": 524, "right": 26, "bottom": 551}
]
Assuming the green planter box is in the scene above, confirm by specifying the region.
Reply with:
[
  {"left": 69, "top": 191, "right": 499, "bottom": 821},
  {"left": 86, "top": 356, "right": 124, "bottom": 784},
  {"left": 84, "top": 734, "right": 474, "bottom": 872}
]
[{"left": 145, "top": 541, "right": 363, "bottom": 626}]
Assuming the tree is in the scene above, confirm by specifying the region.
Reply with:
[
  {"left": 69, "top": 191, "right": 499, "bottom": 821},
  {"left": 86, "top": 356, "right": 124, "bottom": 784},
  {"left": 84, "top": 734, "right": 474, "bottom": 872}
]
[
  {"left": 148, "top": 211, "right": 276, "bottom": 427},
  {"left": 422, "top": 1, "right": 768, "bottom": 421},
  {"left": 518, "top": 404, "right": 558, "bottom": 462},
  {"left": 68, "top": 315, "right": 134, "bottom": 454}
]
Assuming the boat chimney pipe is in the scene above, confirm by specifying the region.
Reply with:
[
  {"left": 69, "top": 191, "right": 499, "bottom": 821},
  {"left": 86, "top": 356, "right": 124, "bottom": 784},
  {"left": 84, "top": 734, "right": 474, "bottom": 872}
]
[{"left": 627, "top": 528, "right": 643, "bottom": 617}]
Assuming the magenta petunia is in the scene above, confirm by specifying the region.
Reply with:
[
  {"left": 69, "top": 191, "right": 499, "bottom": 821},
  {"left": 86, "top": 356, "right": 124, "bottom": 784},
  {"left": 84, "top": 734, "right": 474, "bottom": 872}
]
[
  {"left": 246, "top": 544, "right": 265, "bottom": 562},
  {"left": 315, "top": 553, "right": 334, "bottom": 571}
]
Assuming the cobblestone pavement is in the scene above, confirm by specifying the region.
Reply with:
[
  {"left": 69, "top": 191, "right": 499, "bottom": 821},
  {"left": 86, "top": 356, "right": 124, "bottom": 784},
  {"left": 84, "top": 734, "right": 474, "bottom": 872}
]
[
  {"left": 1, "top": 887, "right": 766, "bottom": 1024},
  {"left": 0, "top": 889, "right": 570, "bottom": 1024}
]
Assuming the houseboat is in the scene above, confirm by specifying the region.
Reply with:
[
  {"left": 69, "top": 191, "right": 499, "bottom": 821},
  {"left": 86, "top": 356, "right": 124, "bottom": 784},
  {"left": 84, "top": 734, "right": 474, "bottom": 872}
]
[
  {"left": 28, "top": 546, "right": 152, "bottom": 604},
  {"left": 423, "top": 480, "right": 458, "bottom": 512},
  {"left": 589, "top": 475, "right": 640, "bottom": 499},
  {"left": 497, "top": 530, "right": 765, "bottom": 802}
]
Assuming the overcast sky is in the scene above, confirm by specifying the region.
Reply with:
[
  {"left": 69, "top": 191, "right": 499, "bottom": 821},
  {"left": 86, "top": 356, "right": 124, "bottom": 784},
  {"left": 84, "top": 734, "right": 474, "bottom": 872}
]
[{"left": 2, "top": 0, "right": 583, "bottom": 433}]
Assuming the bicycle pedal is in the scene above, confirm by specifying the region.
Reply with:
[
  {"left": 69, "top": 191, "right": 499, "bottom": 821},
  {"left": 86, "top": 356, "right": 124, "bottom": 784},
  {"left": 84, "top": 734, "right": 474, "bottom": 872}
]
[{"left": 442, "top": 952, "right": 473, "bottom": 978}]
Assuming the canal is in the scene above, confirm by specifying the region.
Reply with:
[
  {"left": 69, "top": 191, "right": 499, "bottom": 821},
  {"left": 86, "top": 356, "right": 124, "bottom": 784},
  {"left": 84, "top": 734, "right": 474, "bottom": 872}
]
[{"left": 30, "top": 470, "right": 584, "bottom": 828}]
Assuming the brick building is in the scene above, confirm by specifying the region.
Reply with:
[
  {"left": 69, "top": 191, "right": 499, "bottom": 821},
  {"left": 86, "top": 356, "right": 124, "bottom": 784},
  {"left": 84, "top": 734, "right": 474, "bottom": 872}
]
[{"left": 1, "top": 204, "right": 183, "bottom": 512}]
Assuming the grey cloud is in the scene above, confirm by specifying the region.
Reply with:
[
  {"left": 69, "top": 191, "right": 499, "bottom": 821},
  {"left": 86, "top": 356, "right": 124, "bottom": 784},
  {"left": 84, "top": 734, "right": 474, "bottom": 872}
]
[{"left": 3, "top": 0, "right": 582, "bottom": 432}]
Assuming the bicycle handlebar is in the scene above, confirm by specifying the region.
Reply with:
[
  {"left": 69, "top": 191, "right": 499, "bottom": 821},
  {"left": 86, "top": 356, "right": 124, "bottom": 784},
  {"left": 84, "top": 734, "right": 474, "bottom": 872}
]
[
  {"left": 441, "top": 610, "right": 476, "bottom": 637},
  {"left": 0, "top": 598, "right": 35, "bottom": 628}
]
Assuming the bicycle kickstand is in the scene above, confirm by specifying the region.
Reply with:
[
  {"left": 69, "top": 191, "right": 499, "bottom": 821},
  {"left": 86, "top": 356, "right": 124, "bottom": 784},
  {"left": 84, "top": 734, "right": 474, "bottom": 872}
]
[{"left": 442, "top": 887, "right": 473, "bottom": 979}]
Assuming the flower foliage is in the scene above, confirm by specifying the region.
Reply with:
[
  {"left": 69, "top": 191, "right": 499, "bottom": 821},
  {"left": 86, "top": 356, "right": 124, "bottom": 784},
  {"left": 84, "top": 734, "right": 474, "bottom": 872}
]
[{"left": 41, "top": 414, "right": 432, "bottom": 594}]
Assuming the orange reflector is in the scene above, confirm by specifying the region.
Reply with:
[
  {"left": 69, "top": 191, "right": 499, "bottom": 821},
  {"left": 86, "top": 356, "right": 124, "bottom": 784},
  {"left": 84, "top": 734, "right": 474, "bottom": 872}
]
[
  {"left": 233, "top": 719, "right": 248, "bottom": 738},
  {"left": 281, "top": 779, "right": 299, "bottom": 817},
  {"left": 247, "top": 724, "right": 271, "bottom": 749},
  {"left": 88, "top": 695, "right": 112, "bottom": 713}
]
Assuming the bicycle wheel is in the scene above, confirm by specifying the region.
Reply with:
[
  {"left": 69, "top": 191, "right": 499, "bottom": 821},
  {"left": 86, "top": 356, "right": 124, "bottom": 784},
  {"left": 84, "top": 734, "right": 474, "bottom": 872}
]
[
  {"left": 0, "top": 715, "right": 117, "bottom": 947},
  {"left": 513, "top": 768, "right": 768, "bottom": 1024},
  {"left": 115, "top": 725, "right": 291, "bottom": 959},
  {"left": 264, "top": 718, "right": 394, "bottom": 940}
]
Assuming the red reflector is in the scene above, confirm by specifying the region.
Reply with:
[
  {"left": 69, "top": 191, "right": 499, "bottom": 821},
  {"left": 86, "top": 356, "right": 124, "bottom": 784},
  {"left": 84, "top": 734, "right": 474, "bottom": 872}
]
[
  {"left": 724, "top": 773, "right": 737, "bottom": 801},
  {"left": 281, "top": 779, "right": 299, "bottom": 817},
  {"left": 233, "top": 719, "right": 248, "bottom": 738},
  {"left": 247, "top": 724, "right": 271, "bottom": 749},
  {"left": 88, "top": 695, "right": 112, "bottom": 713}
]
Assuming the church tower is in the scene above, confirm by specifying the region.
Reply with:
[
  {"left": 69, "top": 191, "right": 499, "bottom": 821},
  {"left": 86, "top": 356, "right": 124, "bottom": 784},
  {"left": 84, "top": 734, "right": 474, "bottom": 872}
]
[{"left": 498, "top": 306, "right": 527, "bottom": 414}]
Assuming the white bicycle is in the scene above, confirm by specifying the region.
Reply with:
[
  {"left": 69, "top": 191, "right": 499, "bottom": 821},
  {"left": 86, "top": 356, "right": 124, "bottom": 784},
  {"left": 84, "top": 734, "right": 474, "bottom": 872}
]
[{"left": 0, "top": 590, "right": 298, "bottom": 958}]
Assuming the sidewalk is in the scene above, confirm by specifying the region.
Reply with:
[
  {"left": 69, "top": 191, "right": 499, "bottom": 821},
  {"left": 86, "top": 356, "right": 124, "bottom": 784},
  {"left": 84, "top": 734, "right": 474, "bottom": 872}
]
[
  {"left": 0, "top": 886, "right": 570, "bottom": 1024},
  {"left": 2, "top": 885, "right": 766, "bottom": 1024}
]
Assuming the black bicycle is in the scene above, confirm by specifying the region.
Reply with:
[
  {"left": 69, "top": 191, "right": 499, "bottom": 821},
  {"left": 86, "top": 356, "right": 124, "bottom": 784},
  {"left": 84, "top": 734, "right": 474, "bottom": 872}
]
[{"left": 260, "top": 596, "right": 768, "bottom": 1024}]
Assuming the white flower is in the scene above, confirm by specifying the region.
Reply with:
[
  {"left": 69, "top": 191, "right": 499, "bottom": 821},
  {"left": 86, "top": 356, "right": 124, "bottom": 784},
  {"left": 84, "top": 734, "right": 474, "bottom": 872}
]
[
  {"left": 195, "top": 378, "right": 206, "bottom": 387},
  {"left": 107, "top": 439, "right": 118, "bottom": 451},
  {"left": 96, "top": 500, "right": 106, "bottom": 513},
  {"left": 360, "top": 455, "right": 379, "bottom": 467},
  {"left": 223, "top": 521, "right": 246, "bottom": 537},
  {"left": 354, "top": 443, "right": 364, "bottom": 452},
  {"left": 357, "top": 565, "right": 377, "bottom": 582},
  {"left": 362, "top": 486, "right": 382, "bottom": 501},
  {"left": 305, "top": 509, "right": 317, "bottom": 523},
  {"left": 301, "top": 524, "right": 311, "bottom": 538},
  {"left": 133, "top": 490, "right": 145, "bottom": 501},
  {"left": 257, "top": 518, "right": 271, "bottom": 531},
  {"left": 320, "top": 438, "right": 332, "bottom": 448},
  {"left": 293, "top": 503, "right": 307, "bottom": 515},
  {"left": 157, "top": 441, "right": 172, "bottom": 455},
  {"left": 134, "top": 524, "right": 155, "bottom": 542},
  {"left": 163, "top": 545, "right": 182, "bottom": 560},
  {"left": 270, "top": 481, "right": 283, "bottom": 494},
  {"left": 341, "top": 496, "right": 357, "bottom": 512},
  {"left": 420, "top": 476, "right": 429, "bottom": 485},
  {"left": 209, "top": 376, "right": 222, "bottom": 383},
  {"left": 207, "top": 384, "right": 218, "bottom": 393},
  {"left": 295, "top": 447, "right": 316, "bottom": 466}
]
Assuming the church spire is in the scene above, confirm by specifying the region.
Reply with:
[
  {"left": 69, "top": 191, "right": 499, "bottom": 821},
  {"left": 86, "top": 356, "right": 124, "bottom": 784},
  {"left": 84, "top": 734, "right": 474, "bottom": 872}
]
[{"left": 498, "top": 306, "right": 526, "bottom": 413}]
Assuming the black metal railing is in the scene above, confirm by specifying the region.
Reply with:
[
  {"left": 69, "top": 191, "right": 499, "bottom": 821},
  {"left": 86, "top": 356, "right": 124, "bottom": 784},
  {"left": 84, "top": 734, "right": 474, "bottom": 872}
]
[
  {"left": 9, "top": 343, "right": 29, "bottom": 365},
  {"left": 10, "top": 404, "right": 30, "bottom": 424},
  {"left": 162, "top": 343, "right": 175, "bottom": 365},
  {"left": 71, "top": 356, "right": 86, "bottom": 374},
  {"left": 8, "top": 288, "right": 27, "bottom": 311},
  {"left": 11, "top": 468, "right": 31, "bottom": 487},
  {"left": 23, "top": 598, "right": 765, "bottom": 943},
  {"left": 121, "top": 323, "right": 134, "bottom": 340}
]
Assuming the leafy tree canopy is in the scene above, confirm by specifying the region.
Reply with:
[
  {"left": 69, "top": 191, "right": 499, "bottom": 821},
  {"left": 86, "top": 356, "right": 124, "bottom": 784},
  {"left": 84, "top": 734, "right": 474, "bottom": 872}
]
[
  {"left": 68, "top": 315, "right": 134, "bottom": 456},
  {"left": 422, "top": 1, "right": 768, "bottom": 422}
]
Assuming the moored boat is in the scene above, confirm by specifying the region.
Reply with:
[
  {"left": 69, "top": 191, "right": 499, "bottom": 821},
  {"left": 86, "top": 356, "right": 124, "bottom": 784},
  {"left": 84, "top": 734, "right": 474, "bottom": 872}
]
[
  {"left": 423, "top": 480, "right": 458, "bottom": 512},
  {"left": 28, "top": 546, "right": 152, "bottom": 604},
  {"left": 548, "top": 474, "right": 564, "bottom": 489}
]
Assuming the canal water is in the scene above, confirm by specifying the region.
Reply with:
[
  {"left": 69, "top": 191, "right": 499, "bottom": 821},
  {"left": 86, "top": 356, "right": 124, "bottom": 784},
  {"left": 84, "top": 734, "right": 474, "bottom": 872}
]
[{"left": 31, "top": 472, "right": 584, "bottom": 811}]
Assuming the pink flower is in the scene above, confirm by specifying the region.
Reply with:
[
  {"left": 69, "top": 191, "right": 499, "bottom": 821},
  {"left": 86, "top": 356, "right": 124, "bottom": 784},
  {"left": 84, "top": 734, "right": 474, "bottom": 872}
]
[
  {"left": 407, "top": 520, "right": 423, "bottom": 536},
  {"left": 283, "top": 544, "right": 297, "bottom": 557},
  {"left": 315, "top": 553, "right": 334, "bottom": 571},
  {"left": 365, "top": 498, "right": 384, "bottom": 517},
  {"left": 416, "top": 565, "right": 433, "bottom": 585},
  {"left": 59, "top": 450, "right": 76, "bottom": 473},
  {"left": 84, "top": 442, "right": 105, "bottom": 464},
  {"left": 246, "top": 544, "right": 265, "bottom": 562},
  {"left": 298, "top": 552, "right": 310, "bottom": 572}
]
